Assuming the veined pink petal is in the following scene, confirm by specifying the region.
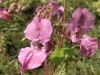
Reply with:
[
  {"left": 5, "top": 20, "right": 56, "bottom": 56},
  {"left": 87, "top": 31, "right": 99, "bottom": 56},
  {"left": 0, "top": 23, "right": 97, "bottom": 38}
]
[
  {"left": 64, "top": 26, "right": 85, "bottom": 42},
  {"left": 27, "top": 48, "right": 46, "bottom": 69},
  {"left": 64, "top": 27, "right": 72, "bottom": 41},
  {"left": 39, "top": 19, "right": 53, "bottom": 43},
  {"left": 24, "top": 16, "right": 40, "bottom": 41},
  {"left": 64, "top": 7, "right": 95, "bottom": 43},
  {"left": 82, "top": 8, "right": 95, "bottom": 31},
  {"left": 80, "top": 36, "right": 98, "bottom": 58},
  {"left": 0, "top": 8, "right": 11, "bottom": 21},
  {"left": 70, "top": 7, "right": 82, "bottom": 31},
  {"left": 24, "top": 16, "right": 53, "bottom": 43},
  {"left": 18, "top": 47, "right": 31, "bottom": 65},
  {"left": 18, "top": 47, "right": 33, "bottom": 74},
  {"left": 18, "top": 47, "right": 47, "bottom": 74}
]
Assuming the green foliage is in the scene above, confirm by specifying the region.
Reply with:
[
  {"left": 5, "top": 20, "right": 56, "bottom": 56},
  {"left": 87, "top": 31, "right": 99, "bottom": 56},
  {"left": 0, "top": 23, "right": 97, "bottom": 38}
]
[
  {"left": 53, "top": 62, "right": 66, "bottom": 75},
  {"left": 0, "top": 0, "right": 100, "bottom": 75},
  {"left": 49, "top": 46, "right": 65, "bottom": 66}
]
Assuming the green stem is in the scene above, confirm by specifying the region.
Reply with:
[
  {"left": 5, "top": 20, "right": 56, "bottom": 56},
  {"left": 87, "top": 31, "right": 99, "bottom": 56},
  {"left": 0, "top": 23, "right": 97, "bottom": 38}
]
[{"left": 64, "top": 0, "right": 66, "bottom": 22}]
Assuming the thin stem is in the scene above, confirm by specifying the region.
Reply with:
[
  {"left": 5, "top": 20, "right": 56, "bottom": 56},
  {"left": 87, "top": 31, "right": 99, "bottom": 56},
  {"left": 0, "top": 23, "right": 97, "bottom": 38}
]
[
  {"left": 50, "top": 63, "right": 56, "bottom": 75},
  {"left": 44, "top": 59, "right": 48, "bottom": 75},
  {"left": 63, "top": 0, "right": 66, "bottom": 22},
  {"left": 58, "top": 0, "right": 67, "bottom": 48}
]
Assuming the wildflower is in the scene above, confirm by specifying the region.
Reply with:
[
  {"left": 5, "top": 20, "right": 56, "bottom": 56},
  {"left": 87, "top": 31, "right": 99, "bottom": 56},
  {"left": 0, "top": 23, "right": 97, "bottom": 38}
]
[
  {"left": 35, "top": 0, "right": 64, "bottom": 19},
  {"left": 64, "top": 7, "right": 98, "bottom": 57},
  {"left": 80, "top": 36, "right": 98, "bottom": 58},
  {"left": 18, "top": 15, "right": 54, "bottom": 74},
  {"left": 64, "top": 7, "right": 95, "bottom": 42},
  {"left": 24, "top": 16, "right": 53, "bottom": 43},
  {"left": 18, "top": 40, "right": 54, "bottom": 74},
  {"left": 0, "top": 8, "right": 11, "bottom": 21},
  {"left": 36, "top": 6, "right": 42, "bottom": 13}
]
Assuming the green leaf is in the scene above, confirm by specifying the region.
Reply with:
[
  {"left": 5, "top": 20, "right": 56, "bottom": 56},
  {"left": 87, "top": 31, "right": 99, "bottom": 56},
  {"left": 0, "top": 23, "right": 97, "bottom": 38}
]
[
  {"left": 53, "top": 62, "right": 66, "bottom": 75},
  {"left": 77, "top": 61, "right": 85, "bottom": 68},
  {"left": 49, "top": 46, "right": 65, "bottom": 66}
]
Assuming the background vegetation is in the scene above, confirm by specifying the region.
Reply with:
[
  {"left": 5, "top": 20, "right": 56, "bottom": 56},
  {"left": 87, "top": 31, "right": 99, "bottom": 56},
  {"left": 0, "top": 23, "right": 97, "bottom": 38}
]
[{"left": 0, "top": 0, "right": 100, "bottom": 75}]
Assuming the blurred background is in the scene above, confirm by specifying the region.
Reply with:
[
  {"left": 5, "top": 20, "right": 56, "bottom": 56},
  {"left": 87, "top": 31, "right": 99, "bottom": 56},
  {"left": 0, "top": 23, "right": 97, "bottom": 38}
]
[{"left": 0, "top": 0, "right": 100, "bottom": 75}]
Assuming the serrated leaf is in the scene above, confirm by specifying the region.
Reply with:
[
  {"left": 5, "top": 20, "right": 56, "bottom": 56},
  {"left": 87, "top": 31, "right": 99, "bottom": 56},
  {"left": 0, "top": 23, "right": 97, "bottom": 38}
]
[
  {"left": 53, "top": 62, "right": 66, "bottom": 75},
  {"left": 49, "top": 46, "right": 65, "bottom": 66},
  {"left": 50, "top": 46, "right": 64, "bottom": 58},
  {"left": 63, "top": 48, "right": 75, "bottom": 56}
]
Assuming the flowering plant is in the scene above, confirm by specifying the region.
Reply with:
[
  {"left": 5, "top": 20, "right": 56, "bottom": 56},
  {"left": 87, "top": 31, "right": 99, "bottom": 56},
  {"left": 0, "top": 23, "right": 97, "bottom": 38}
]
[
  {"left": 17, "top": 0, "right": 98, "bottom": 74},
  {"left": 0, "top": 0, "right": 98, "bottom": 75}
]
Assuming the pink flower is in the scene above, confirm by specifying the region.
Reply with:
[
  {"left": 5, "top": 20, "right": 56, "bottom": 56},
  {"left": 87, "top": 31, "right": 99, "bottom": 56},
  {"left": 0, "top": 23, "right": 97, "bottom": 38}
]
[
  {"left": 58, "top": 6, "right": 64, "bottom": 16},
  {"left": 48, "top": 0, "right": 58, "bottom": 9},
  {"left": 80, "top": 36, "right": 98, "bottom": 58},
  {"left": 0, "top": 0, "right": 2, "bottom": 4},
  {"left": 18, "top": 40, "right": 54, "bottom": 74},
  {"left": 64, "top": 7, "right": 95, "bottom": 42},
  {"left": 64, "top": 7, "right": 98, "bottom": 57},
  {"left": 0, "top": 8, "right": 11, "bottom": 21},
  {"left": 36, "top": 6, "right": 42, "bottom": 13},
  {"left": 48, "top": 0, "right": 64, "bottom": 18},
  {"left": 24, "top": 16, "right": 53, "bottom": 43},
  {"left": 35, "top": 0, "right": 64, "bottom": 19},
  {"left": 18, "top": 47, "right": 47, "bottom": 74}
]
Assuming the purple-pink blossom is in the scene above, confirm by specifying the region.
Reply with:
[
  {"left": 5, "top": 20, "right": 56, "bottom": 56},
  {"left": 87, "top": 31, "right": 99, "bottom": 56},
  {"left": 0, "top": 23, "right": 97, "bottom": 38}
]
[
  {"left": 64, "top": 7, "right": 98, "bottom": 57},
  {"left": 0, "top": 8, "right": 11, "bottom": 21},
  {"left": 18, "top": 40, "right": 54, "bottom": 74},
  {"left": 35, "top": 0, "right": 64, "bottom": 19},
  {"left": 36, "top": 6, "right": 42, "bottom": 13},
  {"left": 18, "top": 16, "right": 54, "bottom": 74},
  {"left": 64, "top": 7, "right": 95, "bottom": 42},
  {"left": 18, "top": 46, "right": 47, "bottom": 74},
  {"left": 79, "top": 36, "right": 98, "bottom": 58},
  {"left": 24, "top": 16, "right": 53, "bottom": 43}
]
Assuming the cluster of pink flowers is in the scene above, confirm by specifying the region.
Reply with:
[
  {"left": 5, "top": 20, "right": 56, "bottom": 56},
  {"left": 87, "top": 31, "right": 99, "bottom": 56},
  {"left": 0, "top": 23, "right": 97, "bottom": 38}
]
[
  {"left": 36, "top": 0, "right": 64, "bottom": 19},
  {"left": 64, "top": 7, "right": 98, "bottom": 58},
  {"left": 0, "top": 0, "right": 11, "bottom": 21},
  {"left": 18, "top": 0, "right": 98, "bottom": 74}
]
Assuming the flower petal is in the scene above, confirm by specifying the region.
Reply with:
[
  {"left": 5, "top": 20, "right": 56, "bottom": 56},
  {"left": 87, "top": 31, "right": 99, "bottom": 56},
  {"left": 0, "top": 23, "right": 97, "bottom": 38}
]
[
  {"left": 24, "top": 16, "right": 40, "bottom": 41},
  {"left": 18, "top": 47, "right": 32, "bottom": 64},
  {"left": 0, "top": 8, "right": 11, "bottom": 21},
  {"left": 27, "top": 48, "right": 47, "bottom": 69},
  {"left": 39, "top": 19, "right": 53, "bottom": 43},
  {"left": 70, "top": 7, "right": 82, "bottom": 31},
  {"left": 82, "top": 8, "right": 95, "bottom": 32},
  {"left": 18, "top": 47, "right": 33, "bottom": 74},
  {"left": 46, "top": 40, "right": 55, "bottom": 55},
  {"left": 64, "top": 27, "right": 72, "bottom": 41},
  {"left": 36, "top": 6, "right": 42, "bottom": 13},
  {"left": 58, "top": 6, "right": 64, "bottom": 15},
  {"left": 80, "top": 36, "right": 98, "bottom": 58},
  {"left": 18, "top": 46, "right": 47, "bottom": 74}
]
